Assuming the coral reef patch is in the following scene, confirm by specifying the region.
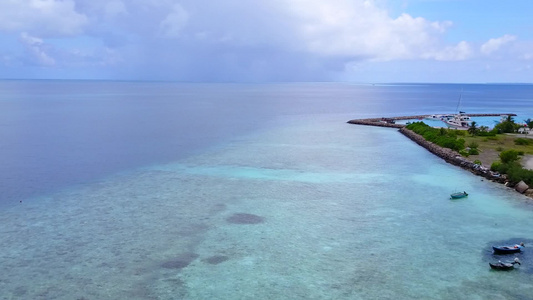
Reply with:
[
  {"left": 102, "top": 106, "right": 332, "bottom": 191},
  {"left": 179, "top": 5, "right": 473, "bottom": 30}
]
[
  {"left": 226, "top": 213, "right": 264, "bottom": 224},
  {"left": 161, "top": 252, "right": 199, "bottom": 269},
  {"left": 203, "top": 255, "right": 229, "bottom": 265}
]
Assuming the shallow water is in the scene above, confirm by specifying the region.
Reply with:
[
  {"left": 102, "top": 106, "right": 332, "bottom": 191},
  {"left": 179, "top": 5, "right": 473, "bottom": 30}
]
[
  {"left": 1, "top": 82, "right": 533, "bottom": 299},
  {"left": 2, "top": 113, "right": 533, "bottom": 299}
]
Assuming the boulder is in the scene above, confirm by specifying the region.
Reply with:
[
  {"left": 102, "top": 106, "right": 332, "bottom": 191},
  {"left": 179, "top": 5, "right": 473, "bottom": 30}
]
[{"left": 515, "top": 181, "right": 529, "bottom": 194}]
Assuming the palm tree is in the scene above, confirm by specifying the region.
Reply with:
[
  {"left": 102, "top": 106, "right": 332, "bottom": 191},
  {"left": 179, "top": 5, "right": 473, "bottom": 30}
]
[{"left": 468, "top": 121, "right": 478, "bottom": 135}]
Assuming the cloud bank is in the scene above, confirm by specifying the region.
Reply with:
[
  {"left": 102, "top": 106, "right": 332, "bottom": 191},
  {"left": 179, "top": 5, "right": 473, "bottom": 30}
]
[{"left": 0, "top": 0, "right": 531, "bottom": 82}]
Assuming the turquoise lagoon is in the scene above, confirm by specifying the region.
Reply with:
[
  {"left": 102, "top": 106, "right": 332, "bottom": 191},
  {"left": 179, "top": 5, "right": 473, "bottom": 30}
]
[{"left": 1, "top": 82, "right": 533, "bottom": 299}]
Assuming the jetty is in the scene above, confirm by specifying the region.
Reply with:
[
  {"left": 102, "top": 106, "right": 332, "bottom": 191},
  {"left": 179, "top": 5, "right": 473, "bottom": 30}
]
[{"left": 347, "top": 113, "right": 516, "bottom": 129}]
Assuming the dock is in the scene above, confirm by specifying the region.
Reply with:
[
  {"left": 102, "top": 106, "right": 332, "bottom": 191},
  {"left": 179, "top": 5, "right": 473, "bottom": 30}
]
[{"left": 347, "top": 113, "right": 517, "bottom": 129}]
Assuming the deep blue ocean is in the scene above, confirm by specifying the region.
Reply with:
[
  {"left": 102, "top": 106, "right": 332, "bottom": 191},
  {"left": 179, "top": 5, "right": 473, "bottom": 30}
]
[{"left": 1, "top": 81, "right": 533, "bottom": 299}]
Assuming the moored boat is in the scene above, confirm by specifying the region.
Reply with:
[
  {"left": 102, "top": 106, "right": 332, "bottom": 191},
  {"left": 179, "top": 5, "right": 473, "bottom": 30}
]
[
  {"left": 489, "top": 258, "right": 521, "bottom": 270},
  {"left": 444, "top": 112, "right": 471, "bottom": 129},
  {"left": 445, "top": 90, "right": 471, "bottom": 129},
  {"left": 492, "top": 242, "right": 525, "bottom": 254},
  {"left": 450, "top": 191, "right": 468, "bottom": 199},
  {"left": 425, "top": 114, "right": 452, "bottom": 121}
]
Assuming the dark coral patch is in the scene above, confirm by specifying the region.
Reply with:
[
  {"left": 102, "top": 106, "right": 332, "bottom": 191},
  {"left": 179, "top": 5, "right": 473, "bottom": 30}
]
[
  {"left": 203, "top": 255, "right": 229, "bottom": 265},
  {"left": 161, "top": 252, "right": 199, "bottom": 269},
  {"left": 226, "top": 213, "right": 264, "bottom": 224}
]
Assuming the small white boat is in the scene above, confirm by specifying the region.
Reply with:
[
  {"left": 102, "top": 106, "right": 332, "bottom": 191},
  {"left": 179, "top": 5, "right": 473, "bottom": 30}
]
[
  {"left": 444, "top": 112, "right": 471, "bottom": 129},
  {"left": 425, "top": 114, "right": 452, "bottom": 121},
  {"left": 445, "top": 90, "right": 471, "bottom": 129},
  {"left": 424, "top": 115, "right": 453, "bottom": 121}
]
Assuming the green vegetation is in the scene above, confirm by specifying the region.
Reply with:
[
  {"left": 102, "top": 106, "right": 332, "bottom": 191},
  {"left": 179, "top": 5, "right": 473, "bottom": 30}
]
[
  {"left": 405, "top": 122, "right": 465, "bottom": 151},
  {"left": 493, "top": 116, "right": 533, "bottom": 134},
  {"left": 471, "top": 133, "right": 533, "bottom": 185},
  {"left": 406, "top": 119, "right": 533, "bottom": 186},
  {"left": 468, "top": 148, "right": 480, "bottom": 155},
  {"left": 515, "top": 138, "right": 533, "bottom": 146},
  {"left": 499, "top": 149, "right": 520, "bottom": 164},
  {"left": 494, "top": 118, "right": 517, "bottom": 133},
  {"left": 467, "top": 141, "right": 479, "bottom": 149},
  {"left": 468, "top": 121, "right": 496, "bottom": 137},
  {"left": 491, "top": 160, "right": 533, "bottom": 186}
]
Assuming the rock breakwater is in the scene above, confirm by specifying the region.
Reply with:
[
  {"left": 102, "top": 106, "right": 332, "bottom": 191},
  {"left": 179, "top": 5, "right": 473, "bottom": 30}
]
[{"left": 398, "top": 127, "right": 505, "bottom": 183}]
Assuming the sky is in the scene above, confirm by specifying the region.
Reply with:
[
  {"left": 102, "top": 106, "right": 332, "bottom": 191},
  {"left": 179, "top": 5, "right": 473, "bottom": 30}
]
[{"left": 0, "top": 0, "right": 532, "bottom": 83}]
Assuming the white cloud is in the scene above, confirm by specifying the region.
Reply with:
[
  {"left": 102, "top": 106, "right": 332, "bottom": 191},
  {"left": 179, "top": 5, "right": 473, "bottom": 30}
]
[
  {"left": 19, "top": 32, "right": 55, "bottom": 66},
  {"left": 424, "top": 41, "right": 473, "bottom": 61},
  {"left": 480, "top": 34, "right": 517, "bottom": 55},
  {"left": 267, "top": 0, "right": 454, "bottom": 61},
  {"left": 0, "top": 0, "right": 88, "bottom": 37},
  {"left": 104, "top": 1, "right": 127, "bottom": 18},
  {"left": 159, "top": 4, "right": 189, "bottom": 38},
  {"left": 1, "top": 0, "right": 456, "bottom": 61},
  {"left": 2, "top": 0, "right": 531, "bottom": 82}
]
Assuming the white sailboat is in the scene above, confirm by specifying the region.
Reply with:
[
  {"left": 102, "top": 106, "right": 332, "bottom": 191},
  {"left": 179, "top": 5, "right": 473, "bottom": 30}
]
[
  {"left": 444, "top": 90, "right": 471, "bottom": 129},
  {"left": 444, "top": 112, "right": 471, "bottom": 129}
]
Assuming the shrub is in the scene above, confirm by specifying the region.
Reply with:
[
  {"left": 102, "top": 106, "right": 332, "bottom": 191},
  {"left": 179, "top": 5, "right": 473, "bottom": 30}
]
[
  {"left": 459, "top": 150, "right": 469, "bottom": 157},
  {"left": 455, "top": 139, "right": 466, "bottom": 151},
  {"left": 515, "top": 138, "right": 532, "bottom": 146},
  {"left": 446, "top": 130, "right": 458, "bottom": 138},
  {"left": 468, "top": 141, "right": 479, "bottom": 149},
  {"left": 406, "top": 122, "right": 466, "bottom": 151},
  {"left": 473, "top": 159, "right": 482, "bottom": 165},
  {"left": 491, "top": 161, "right": 533, "bottom": 186},
  {"left": 495, "top": 121, "right": 516, "bottom": 133},
  {"left": 505, "top": 164, "right": 533, "bottom": 186},
  {"left": 468, "top": 148, "right": 480, "bottom": 155},
  {"left": 499, "top": 149, "right": 520, "bottom": 163}
]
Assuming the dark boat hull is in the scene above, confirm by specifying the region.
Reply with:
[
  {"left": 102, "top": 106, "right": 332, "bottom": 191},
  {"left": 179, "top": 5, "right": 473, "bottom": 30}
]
[
  {"left": 489, "top": 263, "right": 514, "bottom": 270},
  {"left": 492, "top": 246, "right": 522, "bottom": 254},
  {"left": 450, "top": 192, "right": 468, "bottom": 199}
]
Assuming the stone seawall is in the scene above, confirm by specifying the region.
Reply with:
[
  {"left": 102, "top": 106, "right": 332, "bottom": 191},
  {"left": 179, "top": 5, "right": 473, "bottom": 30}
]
[
  {"left": 347, "top": 119, "right": 405, "bottom": 128},
  {"left": 398, "top": 127, "right": 506, "bottom": 183}
]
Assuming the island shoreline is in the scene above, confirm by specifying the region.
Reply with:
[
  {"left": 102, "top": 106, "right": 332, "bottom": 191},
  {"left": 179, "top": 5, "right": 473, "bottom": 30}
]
[{"left": 347, "top": 114, "right": 533, "bottom": 199}]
